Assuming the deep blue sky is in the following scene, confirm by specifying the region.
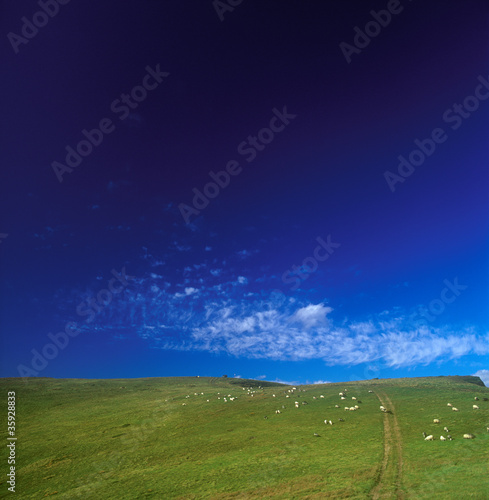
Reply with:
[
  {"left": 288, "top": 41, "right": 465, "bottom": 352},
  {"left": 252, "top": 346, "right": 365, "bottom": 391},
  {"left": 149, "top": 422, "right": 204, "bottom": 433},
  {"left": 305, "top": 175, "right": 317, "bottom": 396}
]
[{"left": 1, "top": 0, "right": 488, "bottom": 385}]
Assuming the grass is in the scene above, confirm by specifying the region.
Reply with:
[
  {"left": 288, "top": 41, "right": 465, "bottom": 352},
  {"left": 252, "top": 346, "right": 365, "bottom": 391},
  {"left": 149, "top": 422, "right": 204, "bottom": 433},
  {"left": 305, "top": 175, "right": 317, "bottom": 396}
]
[{"left": 0, "top": 375, "right": 488, "bottom": 498}]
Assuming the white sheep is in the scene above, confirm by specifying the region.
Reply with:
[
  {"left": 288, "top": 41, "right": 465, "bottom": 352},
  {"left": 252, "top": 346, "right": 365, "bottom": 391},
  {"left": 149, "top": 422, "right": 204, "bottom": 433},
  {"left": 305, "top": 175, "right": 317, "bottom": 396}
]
[
  {"left": 447, "top": 403, "right": 453, "bottom": 407},
  {"left": 474, "top": 397, "right": 479, "bottom": 401},
  {"left": 424, "top": 435, "right": 434, "bottom": 441},
  {"left": 351, "top": 397, "right": 356, "bottom": 400},
  {"left": 339, "top": 392, "right": 344, "bottom": 396},
  {"left": 440, "top": 436, "right": 446, "bottom": 441},
  {"left": 473, "top": 405, "right": 479, "bottom": 409},
  {"left": 335, "top": 404, "right": 339, "bottom": 408},
  {"left": 443, "top": 427, "right": 450, "bottom": 432},
  {"left": 452, "top": 407, "right": 459, "bottom": 412},
  {"left": 320, "top": 395, "right": 325, "bottom": 398},
  {"left": 328, "top": 420, "right": 333, "bottom": 425},
  {"left": 275, "top": 410, "right": 281, "bottom": 414},
  {"left": 433, "top": 419, "right": 440, "bottom": 424},
  {"left": 368, "top": 390, "right": 373, "bottom": 393},
  {"left": 463, "top": 433, "right": 475, "bottom": 439},
  {"left": 341, "top": 396, "right": 346, "bottom": 400},
  {"left": 344, "top": 407, "right": 349, "bottom": 411}
]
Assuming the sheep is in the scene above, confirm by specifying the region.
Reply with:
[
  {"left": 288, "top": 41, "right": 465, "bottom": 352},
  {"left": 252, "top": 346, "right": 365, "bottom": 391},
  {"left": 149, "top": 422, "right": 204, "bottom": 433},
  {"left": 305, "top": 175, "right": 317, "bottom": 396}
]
[
  {"left": 324, "top": 419, "right": 329, "bottom": 424},
  {"left": 275, "top": 410, "right": 281, "bottom": 414},
  {"left": 368, "top": 390, "right": 373, "bottom": 393},
  {"left": 349, "top": 407, "right": 357, "bottom": 411},
  {"left": 354, "top": 405, "right": 359, "bottom": 409},
  {"left": 463, "top": 433, "right": 475, "bottom": 439},
  {"left": 452, "top": 407, "right": 459, "bottom": 412},
  {"left": 335, "top": 404, "right": 340, "bottom": 408},
  {"left": 313, "top": 433, "right": 320, "bottom": 437},
  {"left": 379, "top": 405, "right": 385, "bottom": 411},
  {"left": 424, "top": 435, "right": 434, "bottom": 441},
  {"left": 344, "top": 407, "right": 350, "bottom": 411},
  {"left": 339, "top": 418, "right": 345, "bottom": 422},
  {"left": 272, "top": 394, "right": 276, "bottom": 397},
  {"left": 182, "top": 403, "right": 187, "bottom": 406},
  {"left": 474, "top": 397, "right": 479, "bottom": 401},
  {"left": 351, "top": 397, "right": 357, "bottom": 400},
  {"left": 422, "top": 432, "right": 427, "bottom": 438},
  {"left": 320, "top": 395, "right": 325, "bottom": 398},
  {"left": 473, "top": 405, "right": 479, "bottom": 410},
  {"left": 328, "top": 420, "right": 333, "bottom": 425},
  {"left": 447, "top": 403, "right": 453, "bottom": 407},
  {"left": 433, "top": 419, "right": 440, "bottom": 424},
  {"left": 339, "top": 392, "right": 344, "bottom": 396},
  {"left": 446, "top": 435, "right": 453, "bottom": 440},
  {"left": 341, "top": 396, "right": 346, "bottom": 400},
  {"left": 313, "top": 396, "right": 317, "bottom": 400},
  {"left": 440, "top": 435, "right": 446, "bottom": 441},
  {"left": 443, "top": 427, "right": 450, "bottom": 433}
]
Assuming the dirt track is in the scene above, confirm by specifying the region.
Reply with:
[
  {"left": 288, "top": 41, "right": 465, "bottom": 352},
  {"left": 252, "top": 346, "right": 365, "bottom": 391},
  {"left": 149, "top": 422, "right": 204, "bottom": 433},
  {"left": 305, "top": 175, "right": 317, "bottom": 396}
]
[{"left": 371, "top": 391, "right": 404, "bottom": 499}]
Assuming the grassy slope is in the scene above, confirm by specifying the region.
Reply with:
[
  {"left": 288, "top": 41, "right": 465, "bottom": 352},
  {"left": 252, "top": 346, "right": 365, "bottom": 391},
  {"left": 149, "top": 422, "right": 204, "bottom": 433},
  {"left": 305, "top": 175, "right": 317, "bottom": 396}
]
[{"left": 0, "top": 376, "right": 487, "bottom": 499}]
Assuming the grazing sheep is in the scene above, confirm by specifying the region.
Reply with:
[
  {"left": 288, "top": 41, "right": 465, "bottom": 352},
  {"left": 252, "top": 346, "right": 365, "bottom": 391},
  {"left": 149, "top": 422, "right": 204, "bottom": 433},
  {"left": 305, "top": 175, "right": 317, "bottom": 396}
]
[
  {"left": 272, "top": 394, "right": 276, "bottom": 397},
  {"left": 463, "top": 433, "right": 475, "bottom": 439},
  {"left": 264, "top": 416, "right": 268, "bottom": 420},
  {"left": 335, "top": 404, "right": 340, "bottom": 408},
  {"left": 313, "top": 433, "right": 320, "bottom": 437},
  {"left": 313, "top": 396, "right": 317, "bottom": 400},
  {"left": 433, "top": 419, "right": 440, "bottom": 424},
  {"left": 422, "top": 432, "right": 427, "bottom": 438},
  {"left": 341, "top": 397, "right": 346, "bottom": 400},
  {"left": 339, "top": 392, "right": 344, "bottom": 396},
  {"left": 354, "top": 405, "right": 359, "bottom": 409},
  {"left": 425, "top": 435, "right": 434, "bottom": 441},
  {"left": 182, "top": 403, "right": 186, "bottom": 406},
  {"left": 368, "top": 390, "right": 373, "bottom": 393},
  {"left": 447, "top": 403, "right": 453, "bottom": 407},
  {"left": 443, "top": 427, "right": 450, "bottom": 433},
  {"left": 440, "top": 436, "right": 446, "bottom": 441},
  {"left": 447, "top": 435, "right": 453, "bottom": 440},
  {"left": 328, "top": 420, "right": 333, "bottom": 425},
  {"left": 275, "top": 410, "right": 281, "bottom": 414},
  {"left": 344, "top": 407, "right": 350, "bottom": 411},
  {"left": 320, "top": 395, "right": 325, "bottom": 398},
  {"left": 473, "top": 405, "right": 479, "bottom": 410},
  {"left": 351, "top": 397, "right": 357, "bottom": 400},
  {"left": 474, "top": 397, "right": 479, "bottom": 401},
  {"left": 339, "top": 418, "right": 345, "bottom": 422},
  {"left": 452, "top": 407, "right": 459, "bottom": 412},
  {"left": 349, "top": 407, "right": 357, "bottom": 411}
]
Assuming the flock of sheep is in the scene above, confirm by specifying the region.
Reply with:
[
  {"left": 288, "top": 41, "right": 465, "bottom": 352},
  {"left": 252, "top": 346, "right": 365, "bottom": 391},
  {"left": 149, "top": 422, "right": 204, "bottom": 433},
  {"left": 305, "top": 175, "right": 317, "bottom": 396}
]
[
  {"left": 422, "top": 396, "right": 488, "bottom": 442},
  {"left": 179, "top": 384, "right": 488, "bottom": 442}
]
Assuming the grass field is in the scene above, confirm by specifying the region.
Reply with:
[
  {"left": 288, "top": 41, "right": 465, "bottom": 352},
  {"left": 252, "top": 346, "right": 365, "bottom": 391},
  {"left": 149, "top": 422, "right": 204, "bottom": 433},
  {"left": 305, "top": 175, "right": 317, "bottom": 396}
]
[{"left": 1, "top": 375, "right": 488, "bottom": 499}]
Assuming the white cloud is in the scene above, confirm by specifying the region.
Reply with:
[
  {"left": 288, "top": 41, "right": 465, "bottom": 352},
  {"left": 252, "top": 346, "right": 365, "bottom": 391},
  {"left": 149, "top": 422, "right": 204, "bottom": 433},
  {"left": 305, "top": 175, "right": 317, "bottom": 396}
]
[
  {"left": 292, "top": 304, "right": 332, "bottom": 328},
  {"left": 75, "top": 272, "right": 489, "bottom": 371},
  {"left": 472, "top": 369, "right": 489, "bottom": 386},
  {"left": 312, "top": 380, "right": 331, "bottom": 385}
]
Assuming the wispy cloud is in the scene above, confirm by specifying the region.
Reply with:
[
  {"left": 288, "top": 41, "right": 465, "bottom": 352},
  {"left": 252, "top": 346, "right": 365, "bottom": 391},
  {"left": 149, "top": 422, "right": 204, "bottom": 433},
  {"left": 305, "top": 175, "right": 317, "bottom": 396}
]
[{"left": 60, "top": 266, "right": 489, "bottom": 370}]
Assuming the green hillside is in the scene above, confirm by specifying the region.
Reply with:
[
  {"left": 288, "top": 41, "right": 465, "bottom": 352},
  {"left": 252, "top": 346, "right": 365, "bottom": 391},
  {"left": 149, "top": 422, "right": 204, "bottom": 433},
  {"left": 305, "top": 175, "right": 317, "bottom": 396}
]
[{"left": 1, "top": 375, "right": 488, "bottom": 499}]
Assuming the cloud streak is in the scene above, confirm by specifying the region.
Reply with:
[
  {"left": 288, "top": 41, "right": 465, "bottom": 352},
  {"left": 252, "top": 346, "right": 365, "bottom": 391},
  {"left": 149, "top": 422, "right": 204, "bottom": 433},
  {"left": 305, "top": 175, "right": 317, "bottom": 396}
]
[{"left": 61, "top": 268, "right": 489, "bottom": 370}]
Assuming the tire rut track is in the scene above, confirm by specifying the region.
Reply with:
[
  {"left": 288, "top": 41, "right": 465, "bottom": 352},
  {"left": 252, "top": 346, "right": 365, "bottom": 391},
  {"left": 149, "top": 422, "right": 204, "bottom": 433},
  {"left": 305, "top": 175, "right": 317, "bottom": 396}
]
[{"left": 371, "top": 390, "right": 404, "bottom": 499}]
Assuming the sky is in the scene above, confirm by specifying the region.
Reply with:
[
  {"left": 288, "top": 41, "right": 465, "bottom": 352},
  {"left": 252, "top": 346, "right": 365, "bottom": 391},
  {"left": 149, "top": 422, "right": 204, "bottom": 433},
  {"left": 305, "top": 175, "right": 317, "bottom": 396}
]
[{"left": 1, "top": 0, "right": 488, "bottom": 386}]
